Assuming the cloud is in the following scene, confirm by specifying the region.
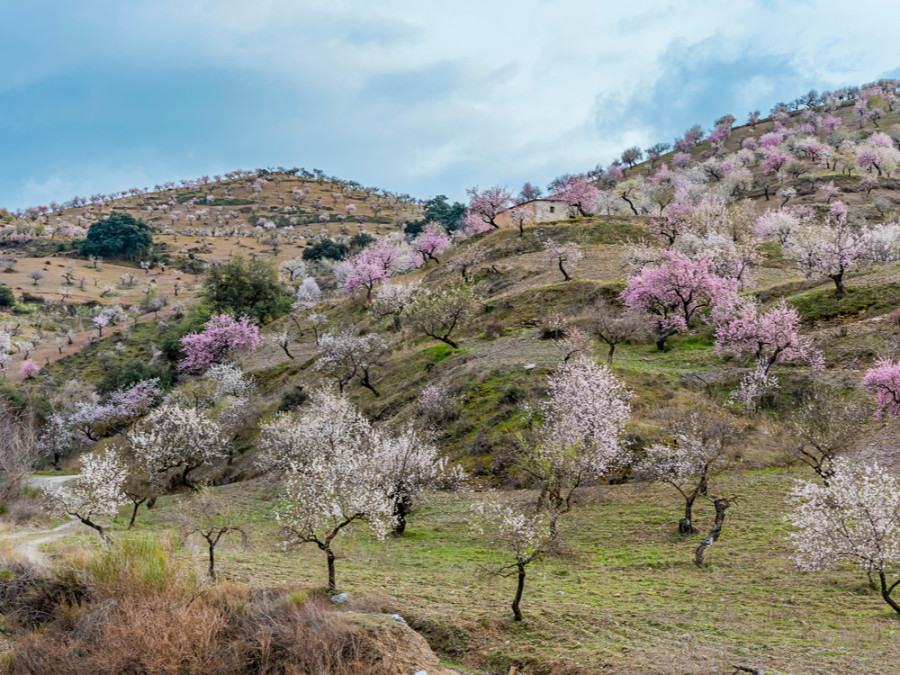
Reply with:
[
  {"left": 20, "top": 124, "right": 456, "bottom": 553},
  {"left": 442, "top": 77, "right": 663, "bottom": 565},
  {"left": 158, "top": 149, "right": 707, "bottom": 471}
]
[{"left": 1, "top": 0, "right": 899, "bottom": 209}]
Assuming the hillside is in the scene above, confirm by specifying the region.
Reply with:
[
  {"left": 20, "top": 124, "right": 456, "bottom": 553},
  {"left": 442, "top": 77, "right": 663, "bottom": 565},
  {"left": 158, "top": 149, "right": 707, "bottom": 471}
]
[{"left": 3, "top": 81, "right": 900, "bottom": 674}]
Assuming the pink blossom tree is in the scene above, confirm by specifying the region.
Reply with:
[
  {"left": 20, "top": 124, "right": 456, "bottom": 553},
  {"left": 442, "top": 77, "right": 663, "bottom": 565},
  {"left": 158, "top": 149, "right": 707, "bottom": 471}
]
[
  {"left": 507, "top": 204, "right": 533, "bottom": 237},
  {"left": 621, "top": 250, "right": 739, "bottom": 349},
  {"left": 465, "top": 186, "right": 514, "bottom": 229},
  {"left": 19, "top": 360, "right": 39, "bottom": 380},
  {"left": 862, "top": 359, "right": 900, "bottom": 416},
  {"left": 787, "top": 459, "right": 900, "bottom": 615},
  {"left": 412, "top": 224, "right": 451, "bottom": 265},
  {"left": 178, "top": 314, "right": 261, "bottom": 373},
  {"left": 714, "top": 299, "right": 824, "bottom": 374},
  {"left": 549, "top": 176, "right": 599, "bottom": 217}
]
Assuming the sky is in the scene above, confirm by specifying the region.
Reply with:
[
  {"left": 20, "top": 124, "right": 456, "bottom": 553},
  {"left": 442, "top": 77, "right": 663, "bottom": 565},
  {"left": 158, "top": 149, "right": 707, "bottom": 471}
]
[{"left": 1, "top": 0, "right": 899, "bottom": 211}]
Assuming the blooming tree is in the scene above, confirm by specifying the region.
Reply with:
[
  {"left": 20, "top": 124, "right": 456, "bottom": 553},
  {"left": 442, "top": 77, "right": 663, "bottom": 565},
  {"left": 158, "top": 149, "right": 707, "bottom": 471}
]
[
  {"left": 371, "top": 424, "right": 464, "bottom": 535},
  {"left": 549, "top": 176, "right": 598, "bottom": 217},
  {"left": 507, "top": 204, "right": 534, "bottom": 237},
  {"left": 787, "top": 460, "right": 900, "bottom": 615},
  {"left": 294, "top": 277, "right": 322, "bottom": 309},
  {"left": 784, "top": 203, "right": 867, "bottom": 298},
  {"left": 621, "top": 250, "right": 738, "bottom": 349},
  {"left": 636, "top": 408, "right": 740, "bottom": 534},
  {"left": 280, "top": 258, "right": 309, "bottom": 281},
  {"left": 542, "top": 241, "right": 583, "bottom": 282},
  {"left": 19, "top": 360, "right": 39, "bottom": 380},
  {"left": 372, "top": 279, "right": 424, "bottom": 330},
  {"left": 129, "top": 404, "right": 227, "bottom": 489},
  {"left": 401, "top": 283, "right": 479, "bottom": 349},
  {"left": 465, "top": 186, "right": 514, "bottom": 230},
  {"left": 518, "top": 356, "right": 630, "bottom": 522},
  {"left": 470, "top": 498, "right": 554, "bottom": 622},
  {"left": 714, "top": 299, "right": 823, "bottom": 374},
  {"left": 586, "top": 298, "right": 647, "bottom": 363},
  {"left": 862, "top": 359, "right": 900, "bottom": 416},
  {"left": 412, "top": 224, "right": 451, "bottom": 265},
  {"left": 47, "top": 448, "right": 127, "bottom": 544},
  {"left": 178, "top": 314, "right": 261, "bottom": 373},
  {"left": 315, "top": 331, "right": 387, "bottom": 396}
]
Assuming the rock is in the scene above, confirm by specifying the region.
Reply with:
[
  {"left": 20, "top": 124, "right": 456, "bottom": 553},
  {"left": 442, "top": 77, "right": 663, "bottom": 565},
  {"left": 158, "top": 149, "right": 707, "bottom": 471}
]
[
  {"left": 389, "top": 613, "right": 406, "bottom": 622},
  {"left": 340, "top": 612, "right": 456, "bottom": 675},
  {"left": 330, "top": 592, "right": 349, "bottom": 604},
  {"left": 524, "top": 363, "right": 536, "bottom": 371}
]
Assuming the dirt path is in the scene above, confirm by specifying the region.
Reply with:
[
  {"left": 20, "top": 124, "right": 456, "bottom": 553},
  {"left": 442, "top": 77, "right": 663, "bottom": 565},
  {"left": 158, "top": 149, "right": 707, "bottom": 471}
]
[{"left": 1, "top": 475, "right": 82, "bottom": 566}]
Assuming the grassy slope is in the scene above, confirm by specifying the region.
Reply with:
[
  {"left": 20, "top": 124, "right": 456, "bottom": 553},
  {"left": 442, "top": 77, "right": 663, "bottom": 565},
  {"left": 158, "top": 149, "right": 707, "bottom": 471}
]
[{"left": 78, "top": 466, "right": 898, "bottom": 674}]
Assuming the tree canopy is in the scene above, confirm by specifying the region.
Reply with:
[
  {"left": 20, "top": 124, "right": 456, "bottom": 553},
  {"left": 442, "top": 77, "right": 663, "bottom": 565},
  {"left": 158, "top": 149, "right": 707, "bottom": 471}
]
[{"left": 81, "top": 212, "right": 153, "bottom": 259}]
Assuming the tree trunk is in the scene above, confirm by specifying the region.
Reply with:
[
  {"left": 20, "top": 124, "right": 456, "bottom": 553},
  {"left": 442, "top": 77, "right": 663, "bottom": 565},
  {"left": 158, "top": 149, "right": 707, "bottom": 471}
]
[
  {"left": 879, "top": 571, "right": 900, "bottom": 615},
  {"left": 326, "top": 548, "right": 337, "bottom": 593},
  {"left": 280, "top": 343, "right": 294, "bottom": 360},
  {"left": 558, "top": 261, "right": 571, "bottom": 281},
  {"left": 512, "top": 562, "right": 526, "bottom": 622},
  {"left": 656, "top": 328, "right": 677, "bottom": 351},
  {"left": 128, "top": 499, "right": 146, "bottom": 529},
  {"left": 208, "top": 541, "right": 217, "bottom": 581},
  {"left": 606, "top": 343, "right": 616, "bottom": 364},
  {"left": 831, "top": 273, "right": 845, "bottom": 299},
  {"left": 679, "top": 497, "right": 698, "bottom": 534},
  {"left": 180, "top": 466, "right": 200, "bottom": 491},
  {"left": 392, "top": 494, "right": 412, "bottom": 536},
  {"left": 437, "top": 336, "right": 459, "bottom": 349},
  {"left": 695, "top": 498, "right": 732, "bottom": 566}
]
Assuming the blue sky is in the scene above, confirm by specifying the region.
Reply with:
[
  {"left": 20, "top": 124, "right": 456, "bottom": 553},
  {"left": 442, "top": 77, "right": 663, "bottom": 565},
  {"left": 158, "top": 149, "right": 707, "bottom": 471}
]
[{"left": 1, "top": 0, "right": 898, "bottom": 210}]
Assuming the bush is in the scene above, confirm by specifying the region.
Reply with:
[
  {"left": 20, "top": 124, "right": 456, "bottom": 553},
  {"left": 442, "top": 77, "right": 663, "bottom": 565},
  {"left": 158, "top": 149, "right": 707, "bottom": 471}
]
[
  {"left": 0, "top": 285, "right": 13, "bottom": 308},
  {"left": 81, "top": 212, "right": 153, "bottom": 259},
  {"left": 18, "top": 292, "right": 43, "bottom": 304},
  {"left": 202, "top": 256, "right": 291, "bottom": 323},
  {"left": 302, "top": 239, "right": 348, "bottom": 261},
  {"left": 95, "top": 360, "right": 172, "bottom": 395},
  {"left": 278, "top": 385, "right": 308, "bottom": 412}
]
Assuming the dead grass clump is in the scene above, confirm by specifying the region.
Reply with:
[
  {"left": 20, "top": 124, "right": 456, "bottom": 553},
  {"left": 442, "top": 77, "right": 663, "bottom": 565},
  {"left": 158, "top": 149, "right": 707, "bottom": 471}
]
[{"left": 2, "top": 536, "right": 424, "bottom": 674}]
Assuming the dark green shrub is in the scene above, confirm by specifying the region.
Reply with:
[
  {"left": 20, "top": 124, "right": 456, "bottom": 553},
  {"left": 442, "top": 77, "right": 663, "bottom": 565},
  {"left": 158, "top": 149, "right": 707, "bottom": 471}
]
[
  {"left": 302, "top": 239, "right": 348, "bottom": 262},
  {"left": 81, "top": 212, "right": 153, "bottom": 259},
  {"left": 96, "top": 360, "right": 172, "bottom": 395},
  {"left": 0, "top": 285, "right": 13, "bottom": 308},
  {"left": 202, "top": 256, "right": 291, "bottom": 323}
]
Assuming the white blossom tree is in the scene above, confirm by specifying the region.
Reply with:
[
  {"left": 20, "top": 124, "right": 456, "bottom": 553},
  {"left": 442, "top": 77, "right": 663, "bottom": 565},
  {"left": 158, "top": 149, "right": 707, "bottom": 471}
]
[
  {"left": 371, "top": 424, "right": 464, "bottom": 535},
  {"left": 276, "top": 448, "right": 394, "bottom": 593},
  {"left": 543, "top": 241, "right": 583, "bottom": 282},
  {"left": 636, "top": 408, "right": 741, "bottom": 534},
  {"left": 401, "top": 283, "right": 479, "bottom": 349},
  {"left": 471, "top": 498, "right": 555, "bottom": 622},
  {"left": 47, "top": 448, "right": 127, "bottom": 544},
  {"left": 787, "top": 460, "right": 900, "bottom": 615},
  {"left": 315, "top": 331, "right": 387, "bottom": 396},
  {"left": 518, "top": 356, "right": 630, "bottom": 525},
  {"left": 129, "top": 404, "right": 226, "bottom": 490}
]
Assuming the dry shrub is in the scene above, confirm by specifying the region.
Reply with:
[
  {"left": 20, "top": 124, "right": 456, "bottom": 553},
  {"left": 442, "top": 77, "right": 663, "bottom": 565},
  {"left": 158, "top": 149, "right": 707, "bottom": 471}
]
[{"left": 1, "top": 535, "right": 410, "bottom": 675}]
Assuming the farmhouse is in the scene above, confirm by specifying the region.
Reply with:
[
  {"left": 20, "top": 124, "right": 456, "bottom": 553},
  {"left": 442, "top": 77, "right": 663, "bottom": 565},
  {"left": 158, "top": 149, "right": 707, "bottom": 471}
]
[{"left": 494, "top": 198, "right": 576, "bottom": 228}]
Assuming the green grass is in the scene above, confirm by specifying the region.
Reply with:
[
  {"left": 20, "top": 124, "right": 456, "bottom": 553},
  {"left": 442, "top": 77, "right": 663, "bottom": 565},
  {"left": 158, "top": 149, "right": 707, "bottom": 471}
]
[
  {"left": 789, "top": 280, "right": 900, "bottom": 322},
  {"left": 83, "top": 468, "right": 900, "bottom": 674}
]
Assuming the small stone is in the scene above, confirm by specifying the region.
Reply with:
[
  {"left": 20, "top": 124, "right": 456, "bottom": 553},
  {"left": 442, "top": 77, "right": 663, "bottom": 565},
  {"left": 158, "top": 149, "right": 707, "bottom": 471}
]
[
  {"left": 414, "top": 671, "right": 428, "bottom": 675},
  {"left": 330, "top": 592, "right": 348, "bottom": 604},
  {"left": 390, "top": 613, "right": 406, "bottom": 623},
  {"left": 524, "top": 363, "right": 536, "bottom": 371}
]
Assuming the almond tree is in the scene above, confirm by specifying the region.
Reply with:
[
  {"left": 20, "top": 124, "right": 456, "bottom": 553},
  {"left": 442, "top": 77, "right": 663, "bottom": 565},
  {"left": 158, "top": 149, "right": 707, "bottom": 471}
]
[
  {"left": 543, "top": 241, "right": 583, "bottom": 281},
  {"left": 787, "top": 460, "right": 900, "bottom": 615},
  {"left": 276, "top": 434, "right": 393, "bottom": 592},
  {"left": 714, "top": 299, "right": 823, "bottom": 374},
  {"left": 401, "top": 283, "right": 479, "bottom": 349},
  {"left": 294, "top": 277, "right": 322, "bottom": 309},
  {"left": 862, "top": 359, "right": 900, "bottom": 416},
  {"left": 621, "top": 250, "right": 739, "bottom": 349},
  {"left": 471, "top": 498, "right": 554, "bottom": 622},
  {"left": 129, "top": 404, "right": 226, "bottom": 490},
  {"left": 783, "top": 388, "right": 869, "bottom": 485},
  {"left": 585, "top": 298, "right": 647, "bottom": 363},
  {"left": 280, "top": 257, "right": 308, "bottom": 281},
  {"left": 518, "top": 356, "right": 630, "bottom": 525},
  {"left": 173, "top": 487, "right": 248, "bottom": 581},
  {"left": 372, "top": 280, "right": 424, "bottom": 330},
  {"left": 784, "top": 202, "right": 866, "bottom": 299},
  {"left": 178, "top": 314, "right": 261, "bottom": 373},
  {"left": 636, "top": 408, "right": 741, "bottom": 534},
  {"left": 47, "top": 448, "right": 127, "bottom": 545},
  {"left": 465, "top": 186, "right": 514, "bottom": 230},
  {"left": 549, "top": 176, "right": 599, "bottom": 216},
  {"left": 412, "top": 224, "right": 451, "bottom": 264},
  {"left": 371, "top": 424, "right": 464, "bottom": 535},
  {"left": 315, "top": 331, "right": 387, "bottom": 396},
  {"left": 447, "top": 244, "right": 486, "bottom": 283}
]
